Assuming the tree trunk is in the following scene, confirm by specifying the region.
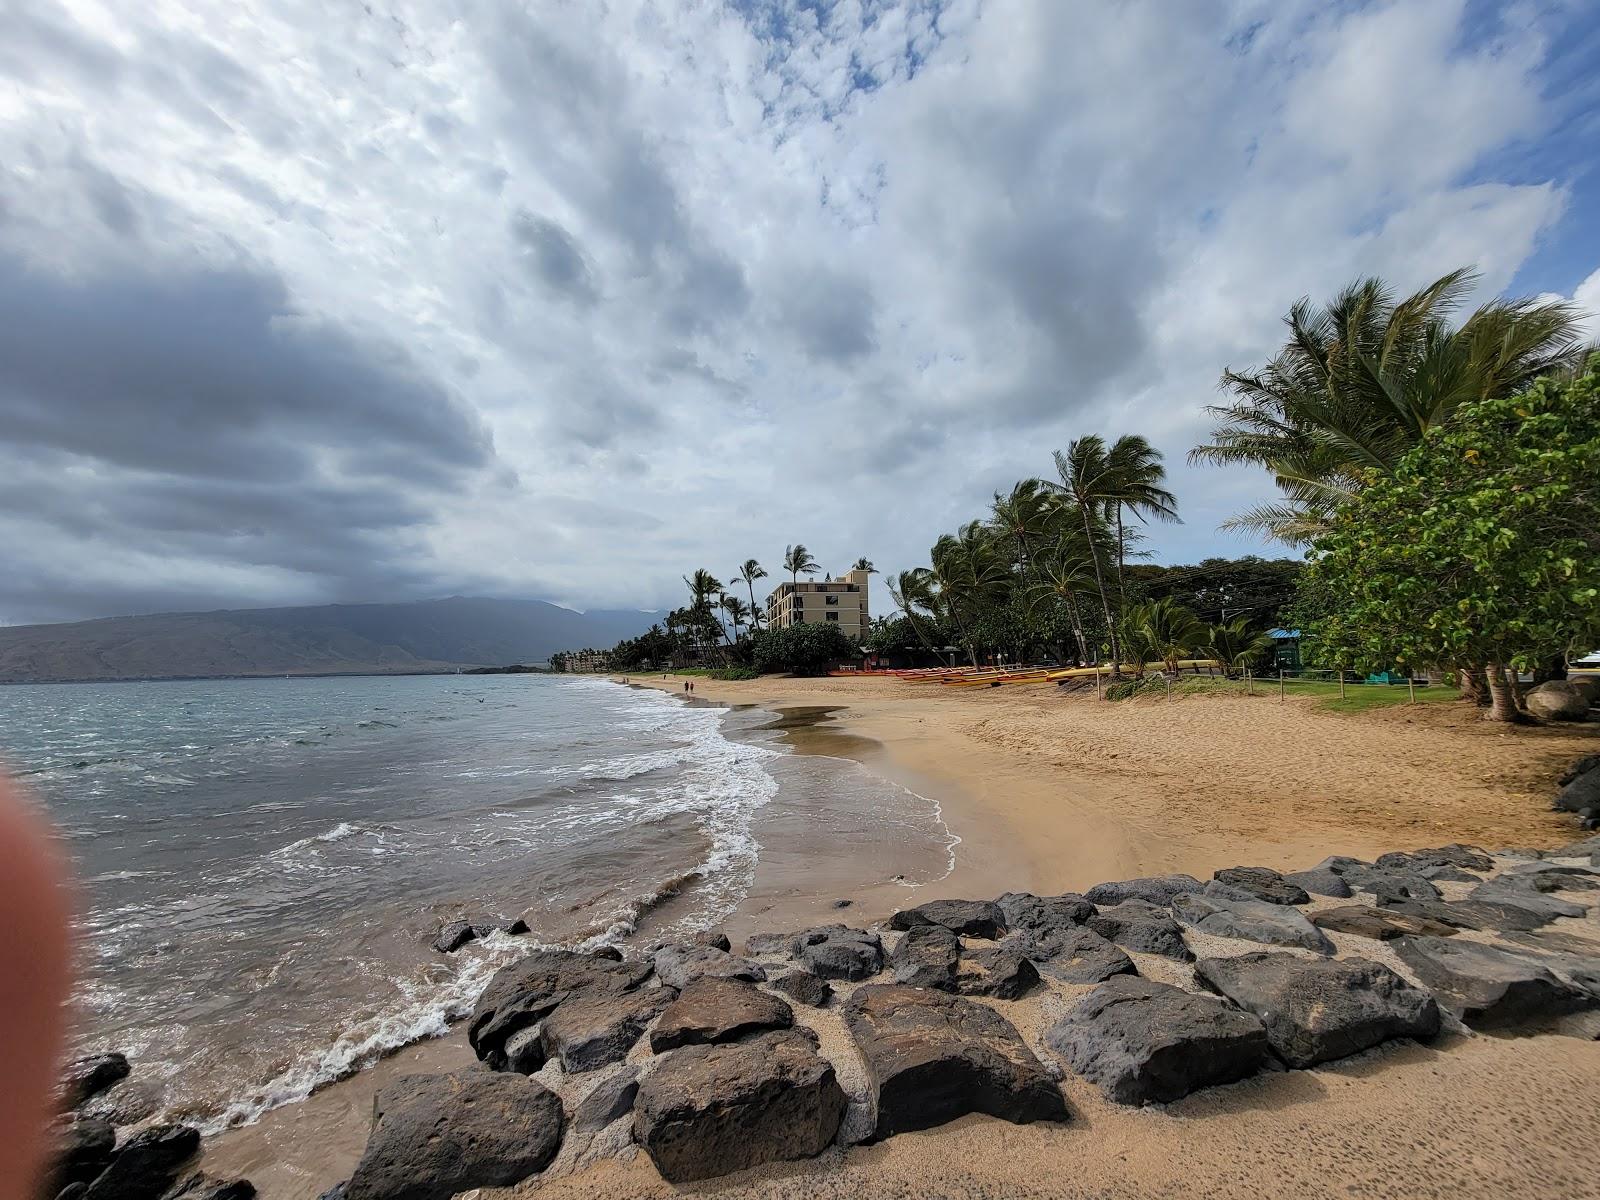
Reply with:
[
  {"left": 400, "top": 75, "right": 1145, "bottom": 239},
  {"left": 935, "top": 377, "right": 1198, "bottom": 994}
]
[
  {"left": 1064, "top": 592, "right": 1090, "bottom": 665},
  {"left": 1458, "top": 666, "right": 1489, "bottom": 706},
  {"left": 1078, "top": 502, "right": 1121, "bottom": 675},
  {"left": 1485, "top": 662, "right": 1522, "bottom": 723},
  {"left": 1114, "top": 506, "right": 1127, "bottom": 600}
]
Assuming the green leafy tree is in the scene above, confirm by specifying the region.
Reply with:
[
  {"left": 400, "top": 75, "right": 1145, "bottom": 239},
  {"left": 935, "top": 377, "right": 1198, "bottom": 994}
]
[
  {"left": 1192, "top": 269, "right": 1586, "bottom": 543},
  {"left": 751, "top": 622, "right": 858, "bottom": 676},
  {"left": 1303, "top": 357, "right": 1600, "bottom": 722},
  {"left": 1104, "top": 435, "right": 1179, "bottom": 594}
]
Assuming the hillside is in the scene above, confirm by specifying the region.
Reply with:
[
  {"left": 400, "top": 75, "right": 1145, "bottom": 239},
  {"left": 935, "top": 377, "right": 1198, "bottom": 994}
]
[{"left": 0, "top": 597, "right": 664, "bottom": 683}]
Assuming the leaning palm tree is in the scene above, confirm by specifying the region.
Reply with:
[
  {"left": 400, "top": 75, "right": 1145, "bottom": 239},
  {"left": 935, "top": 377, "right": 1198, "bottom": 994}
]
[
  {"left": 682, "top": 569, "right": 725, "bottom": 659},
  {"left": 930, "top": 522, "right": 1010, "bottom": 666},
  {"left": 1021, "top": 545, "right": 1097, "bottom": 665},
  {"left": 732, "top": 559, "right": 767, "bottom": 629},
  {"left": 1104, "top": 435, "right": 1179, "bottom": 594},
  {"left": 886, "top": 568, "right": 953, "bottom": 667},
  {"left": 988, "top": 478, "right": 1055, "bottom": 579},
  {"left": 783, "top": 544, "right": 819, "bottom": 585},
  {"left": 1125, "top": 598, "right": 1205, "bottom": 676},
  {"left": 851, "top": 557, "right": 877, "bottom": 574},
  {"left": 1191, "top": 268, "right": 1585, "bottom": 543},
  {"left": 1045, "top": 438, "right": 1123, "bottom": 671}
]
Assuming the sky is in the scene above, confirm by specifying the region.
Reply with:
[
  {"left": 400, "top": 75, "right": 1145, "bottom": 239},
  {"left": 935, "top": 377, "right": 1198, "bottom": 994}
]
[{"left": 2, "top": 0, "right": 1598, "bottom": 625}]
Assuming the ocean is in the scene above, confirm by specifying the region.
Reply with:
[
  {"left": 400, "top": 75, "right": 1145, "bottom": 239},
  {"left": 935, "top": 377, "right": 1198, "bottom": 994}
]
[{"left": 0, "top": 673, "right": 954, "bottom": 1132}]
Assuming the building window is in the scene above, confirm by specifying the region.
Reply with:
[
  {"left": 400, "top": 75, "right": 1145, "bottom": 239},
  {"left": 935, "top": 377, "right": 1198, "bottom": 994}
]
[
  {"left": 826, "top": 612, "right": 839, "bottom": 621},
  {"left": 825, "top": 595, "right": 839, "bottom": 606}
]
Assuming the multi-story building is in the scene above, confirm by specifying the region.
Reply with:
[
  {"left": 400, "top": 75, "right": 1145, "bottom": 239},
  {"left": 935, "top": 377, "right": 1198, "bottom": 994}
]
[{"left": 764, "top": 568, "right": 870, "bottom": 640}]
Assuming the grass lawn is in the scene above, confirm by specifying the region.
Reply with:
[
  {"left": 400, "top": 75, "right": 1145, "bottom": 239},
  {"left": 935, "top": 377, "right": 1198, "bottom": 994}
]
[{"left": 1162, "top": 674, "right": 1460, "bottom": 713}]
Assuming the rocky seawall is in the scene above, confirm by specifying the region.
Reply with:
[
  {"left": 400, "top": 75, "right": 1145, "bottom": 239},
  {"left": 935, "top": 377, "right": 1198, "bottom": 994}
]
[{"left": 47, "top": 829, "right": 1600, "bottom": 1200}]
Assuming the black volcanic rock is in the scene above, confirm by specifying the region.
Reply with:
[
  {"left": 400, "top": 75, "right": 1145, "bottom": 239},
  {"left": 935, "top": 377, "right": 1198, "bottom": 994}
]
[
  {"left": 83, "top": 1125, "right": 199, "bottom": 1200},
  {"left": 1393, "top": 937, "right": 1598, "bottom": 1029},
  {"left": 1086, "top": 900, "right": 1192, "bottom": 960},
  {"left": 889, "top": 899, "right": 1007, "bottom": 940}
]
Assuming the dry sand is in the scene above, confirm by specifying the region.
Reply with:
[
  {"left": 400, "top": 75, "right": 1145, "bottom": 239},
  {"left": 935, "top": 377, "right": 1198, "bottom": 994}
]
[{"left": 209, "top": 673, "right": 1600, "bottom": 1199}]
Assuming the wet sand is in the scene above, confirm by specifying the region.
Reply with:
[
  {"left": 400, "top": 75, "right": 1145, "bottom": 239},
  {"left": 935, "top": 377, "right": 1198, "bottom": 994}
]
[{"left": 208, "top": 674, "right": 1599, "bottom": 1198}]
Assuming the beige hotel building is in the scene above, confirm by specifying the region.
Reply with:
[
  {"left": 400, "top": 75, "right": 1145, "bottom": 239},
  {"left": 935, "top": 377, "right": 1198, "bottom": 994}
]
[{"left": 764, "top": 568, "right": 870, "bottom": 639}]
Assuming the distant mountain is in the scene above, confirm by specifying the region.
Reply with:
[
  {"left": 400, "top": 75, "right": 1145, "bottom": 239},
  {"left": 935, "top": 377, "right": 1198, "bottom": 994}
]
[{"left": 0, "top": 597, "right": 666, "bottom": 683}]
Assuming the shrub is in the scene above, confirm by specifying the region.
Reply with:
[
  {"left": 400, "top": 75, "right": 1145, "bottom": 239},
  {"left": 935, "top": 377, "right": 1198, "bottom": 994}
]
[{"left": 751, "top": 623, "right": 859, "bottom": 676}]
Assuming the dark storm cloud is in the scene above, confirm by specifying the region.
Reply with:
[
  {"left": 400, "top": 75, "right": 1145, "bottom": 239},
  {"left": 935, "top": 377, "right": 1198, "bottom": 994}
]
[
  {"left": 0, "top": 247, "right": 497, "bottom": 621},
  {"left": 778, "top": 264, "right": 877, "bottom": 363}
]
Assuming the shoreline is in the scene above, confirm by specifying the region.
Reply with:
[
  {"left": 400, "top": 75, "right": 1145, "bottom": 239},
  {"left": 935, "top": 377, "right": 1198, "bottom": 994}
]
[{"left": 204, "top": 671, "right": 1595, "bottom": 1197}]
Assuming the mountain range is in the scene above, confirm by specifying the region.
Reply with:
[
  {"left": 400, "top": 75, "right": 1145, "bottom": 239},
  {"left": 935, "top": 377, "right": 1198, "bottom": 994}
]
[{"left": 0, "top": 597, "right": 665, "bottom": 683}]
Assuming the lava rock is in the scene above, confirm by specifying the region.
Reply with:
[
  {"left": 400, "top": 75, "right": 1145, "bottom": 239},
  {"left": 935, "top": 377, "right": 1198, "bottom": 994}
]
[
  {"left": 468, "top": 949, "right": 653, "bottom": 1068},
  {"left": 1194, "top": 952, "right": 1440, "bottom": 1068},
  {"left": 83, "top": 1125, "right": 199, "bottom": 1200},
  {"left": 572, "top": 1067, "right": 640, "bottom": 1133},
  {"left": 49, "top": 1116, "right": 115, "bottom": 1190},
  {"left": 1380, "top": 897, "right": 1550, "bottom": 934},
  {"left": 955, "top": 943, "right": 1041, "bottom": 999},
  {"left": 540, "top": 987, "right": 673, "bottom": 1072},
  {"left": 60, "top": 1054, "right": 131, "bottom": 1110},
  {"left": 997, "top": 891, "right": 1096, "bottom": 932},
  {"left": 889, "top": 899, "right": 1007, "bottom": 940},
  {"left": 1212, "top": 866, "right": 1310, "bottom": 906},
  {"left": 842, "top": 984, "right": 1068, "bottom": 1137},
  {"left": 1280, "top": 867, "right": 1353, "bottom": 898},
  {"left": 1044, "top": 975, "right": 1269, "bottom": 1105},
  {"left": 767, "top": 970, "right": 833, "bottom": 1008},
  {"left": 1467, "top": 879, "right": 1586, "bottom": 921},
  {"left": 1084, "top": 875, "right": 1205, "bottom": 907},
  {"left": 1010, "top": 926, "right": 1134, "bottom": 985},
  {"left": 689, "top": 929, "right": 732, "bottom": 952},
  {"left": 651, "top": 977, "right": 794, "bottom": 1051},
  {"left": 1525, "top": 679, "right": 1591, "bottom": 721},
  {"left": 431, "top": 920, "right": 478, "bottom": 954},
  {"left": 502, "top": 1027, "right": 545, "bottom": 1075},
  {"left": 1086, "top": 900, "right": 1193, "bottom": 960},
  {"left": 890, "top": 923, "right": 960, "bottom": 989},
  {"left": 1555, "top": 769, "right": 1600, "bottom": 817},
  {"left": 1318, "top": 859, "right": 1441, "bottom": 902},
  {"left": 1172, "top": 892, "right": 1335, "bottom": 955},
  {"left": 345, "top": 1070, "right": 563, "bottom": 1200},
  {"left": 1558, "top": 754, "right": 1600, "bottom": 787},
  {"left": 1311, "top": 905, "right": 1458, "bottom": 941},
  {"left": 1499, "top": 861, "right": 1600, "bottom": 890},
  {"left": 1377, "top": 845, "right": 1494, "bottom": 873},
  {"left": 634, "top": 1029, "right": 846, "bottom": 1183},
  {"left": 1393, "top": 937, "right": 1598, "bottom": 1029},
  {"left": 163, "top": 1174, "right": 257, "bottom": 1200},
  {"left": 653, "top": 944, "right": 767, "bottom": 991}
]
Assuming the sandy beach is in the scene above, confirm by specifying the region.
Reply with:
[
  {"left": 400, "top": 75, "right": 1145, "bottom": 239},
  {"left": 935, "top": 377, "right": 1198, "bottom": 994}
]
[{"left": 206, "top": 674, "right": 1600, "bottom": 1199}]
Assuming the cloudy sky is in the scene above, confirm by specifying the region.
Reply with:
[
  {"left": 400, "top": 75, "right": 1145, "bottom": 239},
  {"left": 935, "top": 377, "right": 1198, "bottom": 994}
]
[{"left": 2, "top": 0, "right": 1598, "bottom": 624}]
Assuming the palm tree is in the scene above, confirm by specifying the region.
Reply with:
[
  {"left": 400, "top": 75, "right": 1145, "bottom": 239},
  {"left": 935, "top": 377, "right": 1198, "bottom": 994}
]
[
  {"left": 682, "top": 569, "right": 724, "bottom": 659},
  {"left": 783, "top": 544, "right": 819, "bottom": 585},
  {"left": 1104, "top": 435, "right": 1179, "bottom": 594},
  {"left": 1206, "top": 616, "right": 1272, "bottom": 677},
  {"left": 1045, "top": 438, "right": 1122, "bottom": 670},
  {"left": 887, "top": 568, "right": 953, "bottom": 667},
  {"left": 930, "top": 522, "right": 1010, "bottom": 666},
  {"left": 1124, "top": 598, "right": 1205, "bottom": 676},
  {"left": 719, "top": 594, "right": 751, "bottom": 643},
  {"left": 851, "top": 557, "right": 877, "bottom": 574},
  {"left": 1191, "top": 268, "right": 1585, "bottom": 543},
  {"left": 1022, "top": 545, "right": 1097, "bottom": 665},
  {"left": 988, "top": 479, "right": 1055, "bottom": 579},
  {"left": 732, "top": 559, "right": 767, "bottom": 630}
]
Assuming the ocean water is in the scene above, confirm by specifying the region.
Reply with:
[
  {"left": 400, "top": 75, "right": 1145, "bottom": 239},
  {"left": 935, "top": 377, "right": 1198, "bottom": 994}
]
[{"left": 0, "top": 674, "right": 952, "bottom": 1132}]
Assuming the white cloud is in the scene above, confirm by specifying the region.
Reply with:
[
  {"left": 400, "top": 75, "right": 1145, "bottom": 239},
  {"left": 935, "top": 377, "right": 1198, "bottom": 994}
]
[{"left": 0, "top": 0, "right": 1588, "bottom": 621}]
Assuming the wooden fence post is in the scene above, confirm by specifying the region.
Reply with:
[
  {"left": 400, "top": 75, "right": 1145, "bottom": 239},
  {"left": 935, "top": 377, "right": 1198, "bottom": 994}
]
[
  {"left": 1279, "top": 669, "right": 1285, "bottom": 700},
  {"left": 1408, "top": 676, "right": 1416, "bottom": 703},
  {"left": 1339, "top": 673, "right": 1346, "bottom": 700}
]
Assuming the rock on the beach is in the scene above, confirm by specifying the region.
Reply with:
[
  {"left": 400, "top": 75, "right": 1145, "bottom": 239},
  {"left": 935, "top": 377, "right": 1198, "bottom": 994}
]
[
  {"left": 431, "top": 920, "right": 478, "bottom": 954},
  {"left": 653, "top": 944, "right": 767, "bottom": 991},
  {"left": 1380, "top": 897, "right": 1550, "bottom": 934},
  {"left": 1499, "top": 861, "right": 1600, "bottom": 891},
  {"left": 60, "top": 1054, "right": 131, "bottom": 1111},
  {"left": 540, "top": 987, "right": 672, "bottom": 1072},
  {"left": 1525, "top": 679, "right": 1591, "bottom": 721},
  {"left": 997, "top": 891, "right": 1096, "bottom": 932},
  {"left": 1281, "top": 867, "right": 1353, "bottom": 898},
  {"left": 689, "top": 929, "right": 731, "bottom": 951},
  {"left": 1086, "top": 900, "right": 1193, "bottom": 961},
  {"left": 651, "top": 977, "right": 794, "bottom": 1051},
  {"left": 573, "top": 1067, "right": 641, "bottom": 1133},
  {"left": 1467, "top": 878, "right": 1586, "bottom": 921},
  {"left": 889, "top": 899, "right": 1007, "bottom": 940},
  {"left": 1084, "top": 875, "right": 1205, "bottom": 907},
  {"left": 767, "top": 969, "right": 834, "bottom": 1008},
  {"left": 469, "top": 949, "right": 652, "bottom": 1068},
  {"left": 1318, "top": 859, "right": 1442, "bottom": 902},
  {"left": 83, "top": 1125, "right": 199, "bottom": 1200},
  {"left": 1393, "top": 937, "right": 1598, "bottom": 1029},
  {"left": 163, "top": 1174, "right": 257, "bottom": 1200},
  {"left": 890, "top": 923, "right": 960, "bottom": 989},
  {"left": 842, "top": 983, "right": 1068, "bottom": 1137},
  {"left": 1011, "top": 926, "right": 1134, "bottom": 985},
  {"left": 1377, "top": 845, "right": 1494, "bottom": 873},
  {"left": 1312, "top": 905, "right": 1458, "bottom": 941},
  {"left": 50, "top": 1116, "right": 115, "bottom": 1190},
  {"left": 745, "top": 925, "right": 883, "bottom": 980},
  {"left": 955, "top": 943, "right": 1041, "bottom": 999},
  {"left": 346, "top": 1070, "right": 563, "bottom": 1200},
  {"left": 1045, "top": 975, "right": 1269, "bottom": 1105},
  {"left": 503, "top": 1027, "right": 546, "bottom": 1075},
  {"left": 633, "top": 1028, "right": 846, "bottom": 1183},
  {"left": 1194, "top": 952, "right": 1440, "bottom": 1068},
  {"left": 1172, "top": 892, "right": 1335, "bottom": 955},
  {"left": 1212, "top": 866, "right": 1310, "bottom": 906}
]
